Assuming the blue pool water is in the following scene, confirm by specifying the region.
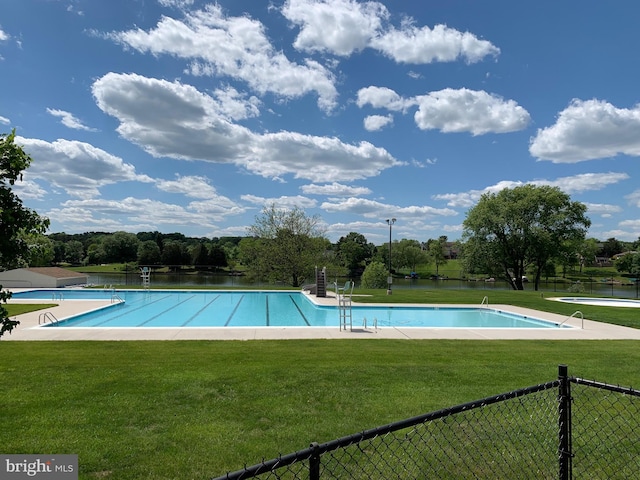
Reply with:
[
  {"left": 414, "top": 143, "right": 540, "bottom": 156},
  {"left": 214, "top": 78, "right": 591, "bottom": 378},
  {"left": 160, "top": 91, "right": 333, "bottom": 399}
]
[{"left": 12, "top": 289, "right": 564, "bottom": 329}]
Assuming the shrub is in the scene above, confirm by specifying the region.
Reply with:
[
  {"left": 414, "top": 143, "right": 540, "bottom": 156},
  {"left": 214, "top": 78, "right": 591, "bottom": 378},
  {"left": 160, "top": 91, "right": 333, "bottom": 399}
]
[{"left": 361, "top": 261, "right": 389, "bottom": 289}]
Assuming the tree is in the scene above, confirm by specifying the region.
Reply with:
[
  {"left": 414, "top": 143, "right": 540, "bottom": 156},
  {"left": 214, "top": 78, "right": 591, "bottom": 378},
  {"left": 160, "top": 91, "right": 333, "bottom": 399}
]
[
  {"left": 103, "top": 231, "right": 139, "bottom": 263},
  {"left": 462, "top": 185, "right": 590, "bottom": 290},
  {"left": 426, "top": 236, "right": 448, "bottom": 276},
  {"left": 137, "top": 240, "right": 162, "bottom": 266},
  {"left": 335, "top": 232, "right": 375, "bottom": 276},
  {"left": 0, "top": 130, "right": 50, "bottom": 269},
  {"left": 0, "top": 129, "right": 50, "bottom": 338},
  {"left": 242, "top": 204, "right": 327, "bottom": 287},
  {"left": 360, "top": 261, "right": 389, "bottom": 289},
  {"left": 394, "top": 239, "right": 427, "bottom": 273},
  {"left": 615, "top": 252, "right": 640, "bottom": 276}
]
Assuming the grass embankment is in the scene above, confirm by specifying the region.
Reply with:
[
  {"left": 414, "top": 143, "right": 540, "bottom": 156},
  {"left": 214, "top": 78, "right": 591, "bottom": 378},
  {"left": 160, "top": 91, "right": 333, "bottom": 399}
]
[{"left": 2, "top": 340, "right": 639, "bottom": 479}]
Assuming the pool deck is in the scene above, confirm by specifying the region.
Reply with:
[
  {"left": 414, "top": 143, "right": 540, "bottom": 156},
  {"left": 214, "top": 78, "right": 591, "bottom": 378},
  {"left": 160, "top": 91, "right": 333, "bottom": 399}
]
[{"left": 4, "top": 291, "right": 640, "bottom": 341}]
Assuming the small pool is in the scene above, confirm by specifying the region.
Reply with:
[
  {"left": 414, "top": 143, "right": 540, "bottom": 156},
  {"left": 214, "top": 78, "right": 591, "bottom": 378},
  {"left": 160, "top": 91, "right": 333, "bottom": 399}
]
[
  {"left": 551, "top": 297, "right": 640, "bottom": 308},
  {"left": 12, "top": 289, "right": 567, "bottom": 329}
]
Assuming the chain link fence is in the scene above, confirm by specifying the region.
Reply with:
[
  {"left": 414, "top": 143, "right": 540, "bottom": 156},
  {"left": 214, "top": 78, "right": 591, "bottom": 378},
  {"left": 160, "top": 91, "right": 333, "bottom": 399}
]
[{"left": 212, "top": 365, "right": 639, "bottom": 480}]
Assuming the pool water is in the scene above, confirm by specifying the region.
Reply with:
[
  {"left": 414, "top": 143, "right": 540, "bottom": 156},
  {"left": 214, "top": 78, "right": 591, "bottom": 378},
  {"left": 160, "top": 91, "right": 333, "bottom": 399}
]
[{"left": 12, "top": 289, "right": 565, "bottom": 329}]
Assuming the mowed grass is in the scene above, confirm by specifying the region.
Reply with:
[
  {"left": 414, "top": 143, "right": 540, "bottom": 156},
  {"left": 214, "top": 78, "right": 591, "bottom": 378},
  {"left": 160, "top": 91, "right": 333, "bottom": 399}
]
[{"left": 2, "top": 340, "right": 640, "bottom": 479}]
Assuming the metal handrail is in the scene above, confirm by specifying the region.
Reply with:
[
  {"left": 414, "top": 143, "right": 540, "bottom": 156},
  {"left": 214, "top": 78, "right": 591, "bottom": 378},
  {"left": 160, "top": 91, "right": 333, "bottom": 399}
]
[
  {"left": 559, "top": 310, "right": 584, "bottom": 329},
  {"left": 481, "top": 296, "right": 489, "bottom": 307},
  {"left": 38, "top": 312, "right": 59, "bottom": 326},
  {"left": 111, "top": 294, "right": 124, "bottom": 304}
]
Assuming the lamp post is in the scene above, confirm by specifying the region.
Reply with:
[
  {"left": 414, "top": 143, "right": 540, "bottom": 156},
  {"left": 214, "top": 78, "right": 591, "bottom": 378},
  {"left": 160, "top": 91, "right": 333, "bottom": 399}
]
[{"left": 386, "top": 218, "right": 396, "bottom": 295}]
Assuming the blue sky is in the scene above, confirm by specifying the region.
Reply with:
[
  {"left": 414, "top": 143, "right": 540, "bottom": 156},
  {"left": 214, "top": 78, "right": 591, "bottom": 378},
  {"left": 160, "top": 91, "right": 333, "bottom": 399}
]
[{"left": 2, "top": 0, "right": 640, "bottom": 244}]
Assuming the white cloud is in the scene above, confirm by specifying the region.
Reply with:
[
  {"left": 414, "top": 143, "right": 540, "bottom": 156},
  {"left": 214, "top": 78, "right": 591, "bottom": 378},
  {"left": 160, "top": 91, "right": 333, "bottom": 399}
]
[
  {"left": 321, "top": 197, "right": 457, "bottom": 219},
  {"left": 584, "top": 203, "right": 622, "bottom": 217},
  {"left": 0, "top": 27, "right": 9, "bottom": 42},
  {"left": 283, "top": 0, "right": 388, "bottom": 56},
  {"left": 364, "top": 114, "right": 393, "bottom": 131},
  {"left": 301, "top": 182, "right": 371, "bottom": 196},
  {"left": 106, "top": 4, "right": 338, "bottom": 112},
  {"left": 356, "top": 86, "right": 413, "bottom": 111},
  {"left": 241, "top": 194, "right": 317, "bottom": 209},
  {"left": 434, "top": 173, "right": 629, "bottom": 208},
  {"left": 282, "top": 0, "right": 499, "bottom": 65},
  {"left": 11, "top": 179, "right": 48, "bottom": 200},
  {"left": 47, "top": 108, "right": 97, "bottom": 131},
  {"left": 413, "top": 88, "right": 530, "bottom": 135},
  {"left": 92, "top": 72, "right": 401, "bottom": 183},
  {"left": 530, "top": 99, "right": 640, "bottom": 162},
  {"left": 0, "top": 115, "right": 10, "bottom": 125},
  {"left": 626, "top": 190, "right": 640, "bottom": 208},
  {"left": 51, "top": 197, "right": 222, "bottom": 230},
  {"left": 156, "top": 175, "right": 220, "bottom": 199},
  {"left": 16, "top": 136, "right": 153, "bottom": 199},
  {"left": 371, "top": 23, "right": 500, "bottom": 64}
]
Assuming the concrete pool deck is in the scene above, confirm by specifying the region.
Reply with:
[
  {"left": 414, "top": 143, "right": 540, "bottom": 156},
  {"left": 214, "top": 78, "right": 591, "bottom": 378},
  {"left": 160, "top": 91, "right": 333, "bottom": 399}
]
[{"left": 4, "top": 291, "right": 640, "bottom": 341}]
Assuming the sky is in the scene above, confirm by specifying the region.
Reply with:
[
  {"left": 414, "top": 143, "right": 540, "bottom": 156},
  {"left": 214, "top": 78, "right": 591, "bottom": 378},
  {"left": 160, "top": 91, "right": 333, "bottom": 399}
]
[{"left": 2, "top": 0, "right": 640, "bottom": 244}]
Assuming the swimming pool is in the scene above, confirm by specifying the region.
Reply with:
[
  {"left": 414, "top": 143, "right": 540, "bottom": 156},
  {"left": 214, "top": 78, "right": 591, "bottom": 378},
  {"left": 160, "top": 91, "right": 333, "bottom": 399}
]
[
  {"left": 12, "top": 289, "right": 566, "bottom": 329},
  {"left": 551, "top": 297, "right": 640, "bottom": 308}
]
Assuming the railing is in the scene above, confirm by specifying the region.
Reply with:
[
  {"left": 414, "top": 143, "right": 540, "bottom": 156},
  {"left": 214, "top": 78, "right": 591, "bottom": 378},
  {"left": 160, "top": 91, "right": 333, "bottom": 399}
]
[
  {"left": 38, "top": 312, "right": 59, "bottom": 326},
  {"left": 212, "top": 365, "right": 640, "bottom": 480},
  {"left": 51, "top": 292, "right": 64, "bottom": 301},
  {"left": 481, "top": 295, "right": 489, "bottom": 306},
  {"left": 560, "top": 310, "right": 584, "bottom": 329},
  {"left": 111, "top": 293, "right": 124, "bottom": 304}
]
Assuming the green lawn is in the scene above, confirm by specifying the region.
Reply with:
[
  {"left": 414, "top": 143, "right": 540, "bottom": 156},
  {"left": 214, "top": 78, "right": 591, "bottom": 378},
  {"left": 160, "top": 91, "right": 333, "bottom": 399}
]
[{"left": 2, "top": 340, "right": 639, "bottom": 479}]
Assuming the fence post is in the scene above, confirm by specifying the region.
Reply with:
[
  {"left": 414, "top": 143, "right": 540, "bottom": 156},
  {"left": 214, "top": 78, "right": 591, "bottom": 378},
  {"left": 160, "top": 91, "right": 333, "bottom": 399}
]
[
  {"left": 309, "top": 442, "right": 320, "bottom": 480},
  {"left": 558, "top": 364, "right": 573, "bottom": 480}
]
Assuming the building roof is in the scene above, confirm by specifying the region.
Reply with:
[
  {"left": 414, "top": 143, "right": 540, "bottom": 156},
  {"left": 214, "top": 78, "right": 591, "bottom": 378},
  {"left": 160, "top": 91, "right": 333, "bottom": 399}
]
[{"left": 22, "top": 267, "right": 87, "bottom": 279}]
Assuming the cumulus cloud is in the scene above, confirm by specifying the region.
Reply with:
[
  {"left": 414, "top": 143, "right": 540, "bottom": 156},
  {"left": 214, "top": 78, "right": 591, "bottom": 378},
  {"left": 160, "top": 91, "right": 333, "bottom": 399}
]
[
  {"left": 106, "top": 4, "right": 338, "bottom": 112},
  {"left": 49, "top": 197, "right": 226, "bottom": 231},
  {"left": 92, "top": 72, "right": 401, "bottom": 183},
  {"left": 371, "top": 23, "right": 500, "bottom": 64},
  {"left": 584, "top": 203, "right": 622, "bottom": 217},
  {"left": 0, "top": 27, "right": 9, "bottom": 42},
  {"left": 241, "top": 194, "right": 317, "bottom": 209},
  {"left": 357, "top": 86, "right": 413, "bottom": 111},
  {"left": 356, "top": 86, "right": 529, "bottom": 135},
  {"left": 301, "top": 182, "right": 371, "bottom": 196},
  {"left": 282, "top": 0, "right": 499, "bottom": 65},
  {"left": 0, "top": 115, "right": 10, "bottom": 125},
  {"left": 434, "top": 173, "right": 629, "bottom": 208},
  {"left": 321, "top": 196, "right": 457, "bottom": 219},
  {"left": 47, "top": 108, "right": 97, "bottom": 131},
  {"left": 16, "top": 135, "right": 153, "bottom": 199},
  {"left": 413, "top": 88, "right": 530, "bottom": 135},
  {"left": 530, "top": 99, "right": 640, "bottom": 162},
  {"left": 283, "top": 0, "right": 388, "bottom": 56},
  {"left": 364, "top": 114, "right": 393, "bottom": 131}
]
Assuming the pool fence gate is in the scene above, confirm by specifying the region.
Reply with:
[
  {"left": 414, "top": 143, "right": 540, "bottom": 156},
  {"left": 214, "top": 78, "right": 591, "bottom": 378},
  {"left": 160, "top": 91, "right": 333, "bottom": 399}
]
[{"left": 212, "top": 365, "right": 639, "bottom": 479}]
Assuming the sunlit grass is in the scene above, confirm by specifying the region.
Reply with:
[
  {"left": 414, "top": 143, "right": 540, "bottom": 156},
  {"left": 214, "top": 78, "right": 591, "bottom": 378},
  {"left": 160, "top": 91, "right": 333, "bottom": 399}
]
[{"left": 2, "top": 340, "right": 639, "bottom": 479}]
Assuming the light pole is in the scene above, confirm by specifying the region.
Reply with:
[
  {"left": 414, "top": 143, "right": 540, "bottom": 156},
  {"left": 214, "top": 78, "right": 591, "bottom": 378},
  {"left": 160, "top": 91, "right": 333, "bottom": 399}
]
[{"left": 386, "top": 218, "right": 396, "bottom": 295}]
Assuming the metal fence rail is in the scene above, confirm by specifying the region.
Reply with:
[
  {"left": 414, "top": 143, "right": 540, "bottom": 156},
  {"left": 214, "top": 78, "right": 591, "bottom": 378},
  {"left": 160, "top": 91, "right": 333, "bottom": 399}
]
[{"left": 212, "top": 366, "right": 639, "bottom": 480}]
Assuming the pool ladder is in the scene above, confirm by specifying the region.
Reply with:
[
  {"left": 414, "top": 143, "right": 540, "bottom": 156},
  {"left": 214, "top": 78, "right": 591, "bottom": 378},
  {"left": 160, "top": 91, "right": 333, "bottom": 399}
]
[
  {"left": 481, "top": 296, "right": 489, "bottom": 307},
  {"left": 52, "top": 292, "right": 64, "bottom": 301},
  {"left": 39, "top": 312, "right": 59, "bottom": 326},
  {"left": 111, "top": 293, "right": 124, "bottom": 304},
  {"left": 559, "top": 311, "right": 584, "bottom": 329}
]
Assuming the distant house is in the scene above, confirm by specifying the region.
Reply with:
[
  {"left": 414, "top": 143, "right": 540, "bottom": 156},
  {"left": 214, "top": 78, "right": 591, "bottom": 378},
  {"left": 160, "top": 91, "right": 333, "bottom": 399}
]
[{"left": 0, "top": 267, "right": 88, "bottom": 288}]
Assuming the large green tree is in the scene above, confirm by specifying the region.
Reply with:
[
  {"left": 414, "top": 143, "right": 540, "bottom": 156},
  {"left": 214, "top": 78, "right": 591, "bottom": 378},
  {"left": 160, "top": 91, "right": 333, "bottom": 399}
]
[
  {"left": 240, "top": 204, "right": 328, "bottom": 287},
  {"left": 335, "top": 232, "right": 375, "bottom": 276},
  {"left": 462, "top": 185, "right": 590, "bottom": 290},
  {"left": 1, "top": 130, "right": 50, "bottom": 337}
]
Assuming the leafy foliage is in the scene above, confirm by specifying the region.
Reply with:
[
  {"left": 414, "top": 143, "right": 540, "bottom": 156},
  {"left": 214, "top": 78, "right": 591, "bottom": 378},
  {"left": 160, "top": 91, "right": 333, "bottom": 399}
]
[
  {"left": 0, "top": 129, "right": 50, "bottom": 337},
  {"left": 462, "top": 185, "right": 590, "bottom": 290},
  {"left": 360, "top": 261, "right": 389, "bottom": 289},
  {"left": 240, "top": 204, "right": 328, "bottom": 287}
]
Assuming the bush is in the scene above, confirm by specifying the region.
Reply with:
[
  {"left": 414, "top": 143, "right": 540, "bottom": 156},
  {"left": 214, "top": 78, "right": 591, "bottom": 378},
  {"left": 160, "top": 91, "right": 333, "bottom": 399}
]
[{"left": 361, "top": 261, "right": 389, "bottom": 289}]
